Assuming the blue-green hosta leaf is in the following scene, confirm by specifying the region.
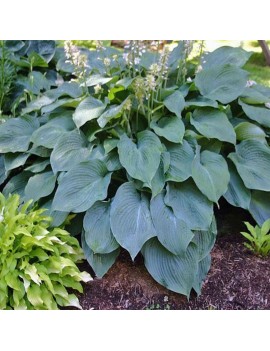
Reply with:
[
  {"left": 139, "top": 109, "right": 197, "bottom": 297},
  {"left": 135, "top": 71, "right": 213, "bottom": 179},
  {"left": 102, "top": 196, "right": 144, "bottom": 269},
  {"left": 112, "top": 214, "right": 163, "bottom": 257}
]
[
  {"left": 235, "top": 121, "right": 267, "bottom": 143},
  {"left": 50, "top": 130, "right": 92, "bottom": 173},
  {"left": 0, "top": 116, "right": 39, "bottom": 153},
  {"left": 192, "top": 218, "right": 217, "bottom": 294},
  {"left": 193, "top": 255, "right": 211, "bottom": 295},
  {"left": 165, "top": 140, "right": 194, "bottom": 182},
  {"left": 85, "top": 74, "right": 113, "bottom": 87},
  {"left": 148, "top": 151, "right": 170, "bottom": 197},
  {"left": 192, "top": 218, "right": 217, "bottom": 261},
  {"left": 46, "top": 81, "right": 83, "bottom": 99},
  {"left": 195, "top": 64, "right": 248, "bottom": 104},
  {"left": 228, "top": 140, "right": 270, "bottom": 191},
  {"left": 27, "top": 40, "right": 56, "bottom": 63},
  {"left": 52, "top": 160, "right": 111, "bottom": 213},
  {"left": 4, "top": 153, "right": 30, "bottom": 172},
  {"left": 81, "top": 231, "right": 120, "bottom": 278},
  {"left": 31, "top": 115, "right": 76, "bottom": 149},
  {"left": 40, "top": 199, "right": 68, "bottom": 227},
  {"left": 185, "top": 96, "right": 218, "bottom": 108},
  {"left": 249, "top": 190, "right": 270, "bottom": 226},
  {"left": 24, "top": 171, "right": 57, "bottom": 202},
  {"left": 239, "top": 100, "right": 270, "bottom": 128},
  {"left": 190, "top": 108, "right": 236, "bottom": 144},
  {"left": 150, "top": 191, "right": 194, "bottom": 255},
  {"left": 73, "top": 96, "right": 106, "bottom": 128},
  {"left": 240, "top": 87, "right": 270, "bottom": 104},
  {"left": 110, "top": 182, "right": 156, "bottom": 260},
  {"left": 0, "top": 156, "right": 8, "bottom": 185},
  {"left": 3, "top": 171, "right": 32, "bottom": 199},
  {"left": 141, "top": 238, "right": 198, "bottom": 297},
  {"left": 83, "top": 201, "right": 119, "bottom": 254},
  {"left": 103, "top": 150, "right": 122, "bottom": 172},
  {"left": 202, "top": 46, "right": 251, "bottom": 69},
  {"left": 192, "top": 148, "right": 230, "bottom": 203},
  {"left": 165, "top": 180, "right": 213, "bottom": 231},
  {"left": 25, "top": 159, "right": 50, "bottom": 173},
  {"left": 22, "top": 95, "right": 55, "bottom": 114},
  {"left": 163, "top": 91, "right": 185, "bottom": 118},
  {"left": 223, "top": 161, "right": 251, "bottom": 210},
  {"left": 150, "top": 116, "right": 185, "bottom": 143},
  {"left": 118, "top": 131, "right": 162, "bottom": 186},
  {"left": 28, "top": 146, "right": 51, "bottom": 158},
  {"left": 97, "top": 97, "right": 129, "bottom": 128},
  {"left": 116, "top": 77, "right": 134, "bottom": 89}
]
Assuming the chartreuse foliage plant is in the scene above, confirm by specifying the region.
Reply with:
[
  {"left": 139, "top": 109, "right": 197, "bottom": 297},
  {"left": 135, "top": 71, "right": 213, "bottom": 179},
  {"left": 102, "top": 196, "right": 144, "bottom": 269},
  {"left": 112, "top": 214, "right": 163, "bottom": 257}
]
[
  {"left": 1, "top": 40, "right": 270, "bottom": 297},
  {"left": 241, "top": 219, "right": 270, "bottom": 257},
  {"left": 0, "top": 193, "right": 91, "bottom": 310}
]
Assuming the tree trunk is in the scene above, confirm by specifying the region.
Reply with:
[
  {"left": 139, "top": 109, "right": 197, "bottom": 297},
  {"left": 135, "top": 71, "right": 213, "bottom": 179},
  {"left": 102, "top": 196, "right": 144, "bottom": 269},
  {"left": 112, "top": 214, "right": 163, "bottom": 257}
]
[{"left": 258, "top": 40, "right": 270, "bottom": 66}]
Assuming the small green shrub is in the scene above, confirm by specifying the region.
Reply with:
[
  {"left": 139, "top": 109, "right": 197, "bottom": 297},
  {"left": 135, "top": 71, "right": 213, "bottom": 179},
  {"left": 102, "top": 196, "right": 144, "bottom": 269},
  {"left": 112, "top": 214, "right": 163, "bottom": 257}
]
[
  {"left": 0, "top": 193, "right": 91, "bottom": 310},
  {"left": 241, "top": 219, "right": 270, "bottom": 257}
]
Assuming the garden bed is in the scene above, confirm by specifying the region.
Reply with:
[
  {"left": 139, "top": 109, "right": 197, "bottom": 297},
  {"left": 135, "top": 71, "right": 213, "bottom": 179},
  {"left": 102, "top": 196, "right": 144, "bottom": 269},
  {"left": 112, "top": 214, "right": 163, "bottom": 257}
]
[{"left": 77, "top": 205, "right": 270, "bottom": 310}]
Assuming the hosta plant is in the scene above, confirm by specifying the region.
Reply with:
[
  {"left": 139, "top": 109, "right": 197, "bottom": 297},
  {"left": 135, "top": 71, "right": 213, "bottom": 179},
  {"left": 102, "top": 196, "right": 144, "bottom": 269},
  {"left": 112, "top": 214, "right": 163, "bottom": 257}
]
[
  {"left": 241, "top": 219, "right": 270, "bottom": 256},
  {"left": 1, "top": 40, "right": 270, "bottom": 298},
  {"left": 0, "top": 193, "right": 91, "bottom": 310}
]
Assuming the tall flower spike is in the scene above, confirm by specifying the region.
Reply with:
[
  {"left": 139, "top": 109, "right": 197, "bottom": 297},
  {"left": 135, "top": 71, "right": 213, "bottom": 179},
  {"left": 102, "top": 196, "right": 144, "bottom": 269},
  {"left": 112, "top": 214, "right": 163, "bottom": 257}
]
[{"left": 64, "top": 40, "right": 89, "bottom": 80}]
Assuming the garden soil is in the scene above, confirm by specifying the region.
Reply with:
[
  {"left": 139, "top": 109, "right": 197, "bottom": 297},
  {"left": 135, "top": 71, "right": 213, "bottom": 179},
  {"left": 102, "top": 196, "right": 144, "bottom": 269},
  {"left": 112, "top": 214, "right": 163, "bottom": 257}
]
[{"left": 76, "top": 204, "right": 270, "bottom": 310}]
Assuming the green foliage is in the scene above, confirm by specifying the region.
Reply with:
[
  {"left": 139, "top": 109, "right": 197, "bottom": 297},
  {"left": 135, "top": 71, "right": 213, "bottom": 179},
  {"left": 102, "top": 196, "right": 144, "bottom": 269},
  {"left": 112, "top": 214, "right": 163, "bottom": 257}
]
[
  {"left": 241, "top": 219, "right": 270, "bottom": 256},
  {"left": 0, "top": 193, "right": 91, "bottom": 309},
  {"left": 1, "top": 40, "right": 270, "bottom": 298}
]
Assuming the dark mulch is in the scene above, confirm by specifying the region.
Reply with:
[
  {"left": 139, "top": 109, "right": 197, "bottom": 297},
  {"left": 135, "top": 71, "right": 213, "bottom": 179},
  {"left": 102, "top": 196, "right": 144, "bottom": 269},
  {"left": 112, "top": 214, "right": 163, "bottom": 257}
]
[{"left": 77, "top": 205, "right": 270, "bottom": 310}]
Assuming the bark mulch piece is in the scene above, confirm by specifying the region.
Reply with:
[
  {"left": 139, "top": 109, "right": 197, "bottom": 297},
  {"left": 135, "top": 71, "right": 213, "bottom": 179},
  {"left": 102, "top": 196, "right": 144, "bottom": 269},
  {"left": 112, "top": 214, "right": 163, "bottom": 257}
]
[{"left": 77, "top": 205, "right": 270, "bottom": 310}]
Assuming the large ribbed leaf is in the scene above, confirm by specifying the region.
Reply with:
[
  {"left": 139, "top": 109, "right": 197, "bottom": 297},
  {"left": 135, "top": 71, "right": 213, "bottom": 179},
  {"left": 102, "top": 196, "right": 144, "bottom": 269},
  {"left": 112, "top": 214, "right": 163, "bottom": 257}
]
[
  {"left": 73, "top": 96, "right": 106, "bottom": 128},
  {"left": 81, "top": 231, "right": 120, "bottom": 278},
  {"left": 165, "top": 140, "right": 194, "bottom": 182},
  {"left": 239, "top": 100, "right": 270, "bottom": 128},
  {"left": 24, "top": 171, "right": 57, "bottom": 202},
  {"left": 150, "top": 191, "right": 194, "bottom": 255},
  {"left": 97, "top": 98, "right": 129, "bottom": 128},
  {"left": 142, "top": 238, "right": 198, "bottom": 297},
  {"left": 192, "top": 218, "right": 217, "bottom": 294},
  {"left": 192, "top": 148, "right": 230, "bottom": 203},
  {"left": 3, "top": 172, "right": 32, "bottom": 199},
  {"left": 190, "top": 108, "right": 236, "bottom": 144},
  {"left": 193, "top": 255, "right": 211, "bottom": 294},
  {"left": 0, "top": 116, "right": 39, "bottom": 153},
  {"left": 192, "top": 218, "right": 217, "bottom": 261},
  {"left": 31, "top": 115, "right": 75, "bottom": 149},
  {"left": 223, "top": 162, "right": 251, "bottom": 210},
  {"left": 195, "top": 64, "right": 248, "bottom": 104},
  {"left": 52, "top": 160, "right": 111, "bottom": 213},
  {"left": 4, "top": 153, "right": 30, "bottom": 172},
  {"left": 240, "top": 87, "right": 270, "bottom": 104},
  {"left": 235, "top": 121, "right": 267, "bottom": 143},
  {"left": 185, "top": 96, "right": 218, "bottom": 108},
  {"left": 50, "top": 130, "right": 92, "bottom": 173},
  {"left": 228, "top": 140, "right": 270, "bottom": 191},
  {"left": 163, "top": 91, "right": 185, "bottom": 118},
  {"left": 249, "top": 190, "right": 270, "bottom": 226},
  {"left": 148, "top": 152, "right": 170, "bottom": 197},
  {"left": 165, "top": 180, "right": 213, "bottom": 231},
  {"left": 118, "top": 131, "right": 162, "bottom": 186},
  {"left": 0, "top": 156, "right": 8, "bottom": 185},
  {"left": 202, "top": 46, "right": 251, "bottom": 69},
  {"left": 83, "top": 201, "right": 119, "bottom": 254},
  {"left": 40, "top": 199, "right": 68, "bottom": 227},
  {"left": 150, "top": 116, "right": 185, "bottom": 143},
  {"left": 110, "top": 182, "right": 156, "bottom": 260}
]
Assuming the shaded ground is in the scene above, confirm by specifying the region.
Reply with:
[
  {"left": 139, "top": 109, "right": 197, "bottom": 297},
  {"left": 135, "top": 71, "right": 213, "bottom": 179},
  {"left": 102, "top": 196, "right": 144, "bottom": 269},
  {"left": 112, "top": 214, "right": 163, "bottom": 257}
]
[{"left": 77, "top": 206, "right": 270, "bottom": 310}]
